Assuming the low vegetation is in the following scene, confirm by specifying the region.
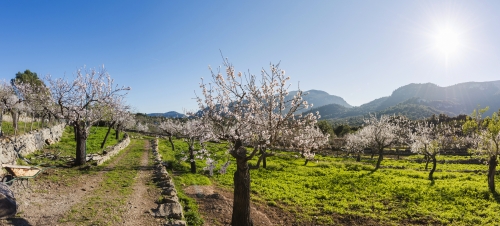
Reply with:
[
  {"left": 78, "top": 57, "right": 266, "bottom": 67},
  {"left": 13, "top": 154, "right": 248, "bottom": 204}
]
[
  {"left": 160, "top": 136, "right": 500, "bottom": 225},
  {"left": 60, "top": 139, "right": 145, "bottom": 225},
  {"left": 22, "top": 126, "right": 125, "bottom": 166}
]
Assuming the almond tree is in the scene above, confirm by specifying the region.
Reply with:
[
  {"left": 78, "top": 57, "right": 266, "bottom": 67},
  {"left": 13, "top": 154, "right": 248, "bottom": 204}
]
[
  {"left": 100, "top": 98, "right": 131, "bottom": 148},
  {"left": 135, "top": 122, "right": 149, "bottom": 132},
  {"left": 178, "top": 118, "right": 213, "bottom": 173},
  {"left": 345, "top": 131, "right": 367, "bottom": 162},
  {"left": 14, "top": 79, "right": 56, "bottom": 130},
  {"left": 361, "top": 114, "right": 403, "bottom": 170},
  {"left": 158, "top": 118, "right": 182, "bottom": 152},
  {"left": 114, "top": 109, "right": 135, "bottom": 140},
  {"left": 0, "top": 81, "right": 26, "bottom": 136},
  {"left": 196, "top": 58, "right": 319, "bottom": 226},
  {"left": 281, "top": 121, "right": 329, "bottom": 165},
  {"left": 463, "top": 107, "right": 500, "bottom": 192},
  {"left": 0, "top": 81, "right": 13, "bottom": 136},
  {"left": 408, "top": 121, "right": 458, "bottom": 180},
  {"left": 45, "top": 66, "right": 130, "bottom": 165}
]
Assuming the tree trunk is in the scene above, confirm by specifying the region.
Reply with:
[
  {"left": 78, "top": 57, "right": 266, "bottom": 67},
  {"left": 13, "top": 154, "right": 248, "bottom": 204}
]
[
  {"left": 375, "top": 149, "right": 383, "bottom": 170},
  {"left": 101, "top": 121, "right": 116, "bottom": 148},
  {"left": 259, "top": 149, "right": 267, "bottom": 169},
  {"left": 189, "top": 146, "right": 196, "bottom": 173},
  {"left": 115, "top": 124, "right": 121, "bottom": 140},
  {"left": 370, "top": 149, "right": 375, "bottom": 159},
  {"left": 30, "top": 112, "right": 34, "bottom": 131},
  {"left": 75, "top": 124, "right": 87, "bottom": 166},
  {"left": 488, "top": 155, "right": 498, "bottom": 193},
  {"left": 0, "top": 111, "right": 3, "bottom": 137},
  {"left": 356, "top": 154, "right": 361, "bottom": 162},
  {"left": 429, "top": 155, "right": 437, "bottom": 180},
  {"left": 74, "top": 126, "right": 78, "bottom": 141},
  {"left": 232, "top": 146, "right": 253, "bottom": 226},
  {"left": 262, "top": 155, "right": 267, "bottom": 168},
  {"left": 168, "top": 135, "right": 175, "bottom": 152},
  {"left": 11, "top": 111, "right": 18, "bottom": 135},
  {"left": 304, "top": 159, "right": 309, "bottom": 166},
  {"left": 425, "top": 155, "right": 430, "bottom": 170}
]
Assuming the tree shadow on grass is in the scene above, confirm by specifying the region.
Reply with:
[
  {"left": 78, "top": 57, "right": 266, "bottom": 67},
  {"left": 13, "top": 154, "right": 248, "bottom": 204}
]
[
  {"left": 492, "top": 191, "right": 500, "bottom": 203},
  {"left": 6, "top": 217, "right": 32, "bottom": 226}
]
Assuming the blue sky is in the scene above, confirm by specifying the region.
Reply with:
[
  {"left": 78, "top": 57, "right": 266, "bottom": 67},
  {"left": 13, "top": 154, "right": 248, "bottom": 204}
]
[{"left": 1, "top": 1, "right": 500, "bottom": 113}]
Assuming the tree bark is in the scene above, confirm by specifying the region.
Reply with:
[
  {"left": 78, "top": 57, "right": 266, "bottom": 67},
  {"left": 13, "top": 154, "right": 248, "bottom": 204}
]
[
  {"left": 75, "top": 124, "right": 87, "bottom": 166},
  {"left": 11, "top": 110, "right": 18, "bottom": 135},
  {"left": 189, "top": 146, "right": 196, "bottom": 173},
  {"left": 259, "top": 148, "right": 267, "bottom": 169},
  {"left": 101, "top": 121, "right": 116, "bottom": 148},
  {"left": 488, "top": 155, "right": 497, "bottom": 193},
  {"left": 425, "top": 155, "right": 430, "bottom": 170},
  {"left": 30, "top": 112, "right": 34, "bottom": 131},
  {"left": 0, "top": 111, "right": 3, "bottom": 137},
  {"left": 231, "top": 146, "right": 253, "bottom": 226},
  {"left": 304, "top": 159, "right": 309, "bottom": 166},
  {"left": 74, "top": 126, "right": 78, "bottom": 141},
  {"left": 115, "top": 124, "right": 121, "bottom": 140},
  {"left": 168, "top": 135, "right": 175, "bottom": 152},
  {"left": 375, "top": 149, "right": 384, "bottom": 170},
  {"left": 429, "top": 155, "right": 437, "bottom": 180},
  {"left": 356, "top": 154, "right": 361, "bottom": 162}
]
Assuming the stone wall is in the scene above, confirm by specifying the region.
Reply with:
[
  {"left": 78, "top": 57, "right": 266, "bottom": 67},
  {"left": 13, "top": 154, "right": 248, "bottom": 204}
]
[
  {"left": 150, "top": 139, "right": 186, "bottom": 226},
  {"left": 94, "top": 134, "right": 131, "bottom": 166},
  {"left": 0, "top": 124, "right": 65, "bottom": 173},
  {"left": 2, "top": 114, "right": 35, "bottom": 123}
]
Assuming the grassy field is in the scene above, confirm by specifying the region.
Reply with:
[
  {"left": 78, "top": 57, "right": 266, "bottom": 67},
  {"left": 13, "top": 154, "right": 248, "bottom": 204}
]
[
  {"left": 60, "top": 138, "right": 146, "bottom": 225},
  {"left": 18, "top": 128, "right": 500, "bottom": 225},
  {"left": 159, "top": 137, "right": 500, "bottom": 225},
  {"left": 23, "top": 126, "right": 125, "bottom": 166},
  {"left": 1, "top": 120, "right": 53, "bottom": 136}
]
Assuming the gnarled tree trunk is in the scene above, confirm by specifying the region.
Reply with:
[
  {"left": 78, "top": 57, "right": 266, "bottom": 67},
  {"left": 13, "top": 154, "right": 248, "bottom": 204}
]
[
  {"left": 168, "top": 135, "right": 175, "bottom": 152},
  {"left": 488, "top": 155, "right": 497, "bottom": 193},
  {"left": 424, "top": 155, "right": 430, "bottom": 170},
  {"left": 0, "top": 110, "right": 3, "bottom": 137},
  {"left": 429, "top": 155, "right": 437, "bottom": 180},
  {"left": 101, "top": 121, "right": 116, "bottom": 148},
  {"left": 115, "top": 124, "right": 121, "bottom": 140},
  {"left": 75, "top": 123, "right": 88, "bottom": 166},
  {"left": 189, "top": 145, "right": 196, "bottom": 173},
  {"left": 375, "top": 148, "right": 384, "bottom": 170},
  {"left": 231, "top": 145, "right": 253, "bottom": 226},
  {"left": 11, "top": 110, "right": 18, "bottom": 135}
]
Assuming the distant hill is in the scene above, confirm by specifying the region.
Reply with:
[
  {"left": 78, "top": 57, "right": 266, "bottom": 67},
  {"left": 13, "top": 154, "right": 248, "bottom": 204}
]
[
  {"left": 148, "top": 111, "right": 185, "bottom": 118},
  {"left": 288, "top": 90, "right": 351, "bottom": 114},
  {"left": 378, "top": 81, "right": 500, "bottom": 115},
  {"left": 309, "top": 80, "right": 500, "bottom": 124},
  {"left": 154, "top": 81, "right": 500, "bottom": 124}
]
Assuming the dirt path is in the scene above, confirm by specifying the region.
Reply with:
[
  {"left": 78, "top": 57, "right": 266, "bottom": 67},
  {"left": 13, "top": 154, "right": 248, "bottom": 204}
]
[
  {"left": 183, "top": 185, "right": 294, "bottom": 226},
  {"left": 121, "top": 140, "right": 160, "bottom": 225},
  {"left": 3, "top": 148, "right": 132, "bottom": 226},
  {"left": 0, "top": 138, "right": 161, "bottom": 226}
]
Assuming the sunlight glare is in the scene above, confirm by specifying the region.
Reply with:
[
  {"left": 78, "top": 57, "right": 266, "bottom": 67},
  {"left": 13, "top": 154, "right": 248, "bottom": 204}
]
[{"left": 435, "top": 28, "right": 460, "bottom": 56}]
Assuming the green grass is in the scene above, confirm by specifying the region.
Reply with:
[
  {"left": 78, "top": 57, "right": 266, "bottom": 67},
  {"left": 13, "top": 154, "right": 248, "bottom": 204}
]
[
  {"left": 160, "top": 137, "right": 500, "bottom": 225},
  {"left": 158, "top": 138, "right": 207, "bottom": 226},
  {"left": 60, "top": 139, "right": 145, "bottom": 225},
  {"left": 1, "top": 120, "right": 53, "bottom": 136},
  {"left": 22, "top": 126, "right": 125, "bottom": 166}
]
